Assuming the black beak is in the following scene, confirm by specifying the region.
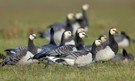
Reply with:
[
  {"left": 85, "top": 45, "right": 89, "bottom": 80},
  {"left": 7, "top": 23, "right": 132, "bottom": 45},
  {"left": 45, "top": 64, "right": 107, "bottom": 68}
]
[
  {"left": 34, "top": 36, "right": 37, "bottom": 39},
  {"left": 85, "top": 35, "right": 88, "bottom": 38},
  {"left": 116, "top": 31, "right": 118, "bottom": 34},
  {"left": 83, "top": 34, "right": 88, "bottom": 38},
  {"left": 71, "top": 34, "right": 74, "bottom": 37}
]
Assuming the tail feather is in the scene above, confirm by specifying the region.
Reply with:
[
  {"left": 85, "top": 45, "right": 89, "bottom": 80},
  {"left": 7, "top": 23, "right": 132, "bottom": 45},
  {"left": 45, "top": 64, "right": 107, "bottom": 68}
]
[
  {"left": 4, "top": 49, "right": 12, "bottom": 52},
  {"left": 4, "top": 49, "right": 16, "bottom": 56}
]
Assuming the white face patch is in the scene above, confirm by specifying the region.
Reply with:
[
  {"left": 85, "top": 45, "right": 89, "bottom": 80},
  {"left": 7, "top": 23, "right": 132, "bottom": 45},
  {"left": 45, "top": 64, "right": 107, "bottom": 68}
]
[
  {"left": 82, "top": 4, "right": 89, "bottom": 11},
  {"left": 67, "top": 13, "right": 74, "bottom": 20},
  {"left": 75, "top": 13, "right": 83, "bottom": 19},
  {"left": 32, "top": 34, "right": 36, "bottom": 37},
  {"left": 110, "top": 28, "right": 117, "bottom": 35},
  {"left": 79, "top": 32, "right": 87, "bottom": 38},
  {"left": 100, "top": 36, "right": 107, "bottom": 43},
  {"left": 29, "top": 35, "right": 35, "bottom": 40},
  {"left": 95, "top": 40, "right": 102, "bottom": 46},
  {"left": 64, "top": 31, "right": 72, "bottom": 39}
]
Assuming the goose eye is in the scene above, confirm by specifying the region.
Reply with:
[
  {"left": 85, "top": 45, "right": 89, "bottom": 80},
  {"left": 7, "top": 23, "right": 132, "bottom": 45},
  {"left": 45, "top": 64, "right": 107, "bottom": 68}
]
[{"left": 113, "top": 30, "right": 116, "bottom": 32}]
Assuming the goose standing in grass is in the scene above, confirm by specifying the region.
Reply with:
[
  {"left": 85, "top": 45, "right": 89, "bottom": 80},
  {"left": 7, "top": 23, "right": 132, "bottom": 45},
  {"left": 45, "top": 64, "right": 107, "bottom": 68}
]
[
  {"left": 112, "top": 49, "right": 134, "bottom": 63},
  {"left": 31, "top": 28, "right": 58, "bottom": 59},
  {"left": 95, "top": 28, "right": 118, "bottom": 61},
  {"left": 45, "top": 39, "right": 102, "bottom": 67},
  {"left": 4, "top": 34, "right": 37, "bottom": 56},
  {"left": 75, "top": 4, "right": 89, "bottom": 32},
  {"left": 31, "top": 30, "right": 74, "bottom": 60},
  {"left": 114, "top": 31, "right": 131, "bottom": 47},
  {"left": 1, "top": 34, "right": 38, "bottom": 66},
  {"left": 39, "top": 13, "right": 75, "bottom": 44},
  {"left": 43, "top": 28, "right": 87, "bottom": 58}
]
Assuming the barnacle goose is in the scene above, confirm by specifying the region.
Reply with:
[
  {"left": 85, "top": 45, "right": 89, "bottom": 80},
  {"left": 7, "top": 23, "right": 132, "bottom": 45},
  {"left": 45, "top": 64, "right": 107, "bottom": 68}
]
[
  {"left": 114, "top": 31, "right": 131, "bottom": 47},
  {"left": 1, "top": 34, "right": 38, "bottom": 66},
  {"left": 30, "top": 28, "right": 58, "bottom": 59},
  {"left": 95, "top": 28, "right": 118, "bottom": 61},
  {"left": 84, "top": 35, "right": 107, "bottom": 51},
  {"left": 44, "top": 28, "right": 87, "bottom": 57},
  {"left": 112, "top": 49, "right": 134, "bottom": 63},
  {"left": 74, "top": 28, "right": 87, "bottom": 50},
  {"left": 99, "top": 35, "right": 109, "bottom": 47},
  {"left": 31, "top": 30, "right": 74, "bottom": 60},
  {"left": 39, "top": 13, "right": 75, "bottom": 44},
  {"left": 4, "top": 34, "right": 37, "bottom": 56},
  {"left": 74, "top": 4, "right": 89, "bottom": 32},
  {"left": 45, "top": 39, "right": 102, "bottom": 67}
]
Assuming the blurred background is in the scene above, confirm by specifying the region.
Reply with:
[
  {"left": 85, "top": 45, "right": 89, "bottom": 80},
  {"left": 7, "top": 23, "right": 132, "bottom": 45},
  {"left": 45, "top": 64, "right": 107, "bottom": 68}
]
[{"left": 0, "top": 0, "right": 135, "bottom": 51}]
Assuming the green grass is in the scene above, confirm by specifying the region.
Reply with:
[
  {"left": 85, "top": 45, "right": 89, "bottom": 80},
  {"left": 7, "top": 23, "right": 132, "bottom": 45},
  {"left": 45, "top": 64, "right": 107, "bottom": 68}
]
[{"left": 0, "top": 0, "right": 135, "bottom": 81}]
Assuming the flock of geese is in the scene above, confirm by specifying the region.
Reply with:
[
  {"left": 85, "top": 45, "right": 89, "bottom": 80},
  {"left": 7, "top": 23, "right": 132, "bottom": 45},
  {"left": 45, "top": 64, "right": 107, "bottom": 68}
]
[{"left": 0, "top": 4, "right": 134, "bottom": 67}]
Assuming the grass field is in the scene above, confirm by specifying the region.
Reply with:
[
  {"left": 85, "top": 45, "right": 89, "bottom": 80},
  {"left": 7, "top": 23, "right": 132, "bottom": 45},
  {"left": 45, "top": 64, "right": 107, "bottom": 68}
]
[{"left": 0, "top": 0, "right": 135, "bottom": 81}]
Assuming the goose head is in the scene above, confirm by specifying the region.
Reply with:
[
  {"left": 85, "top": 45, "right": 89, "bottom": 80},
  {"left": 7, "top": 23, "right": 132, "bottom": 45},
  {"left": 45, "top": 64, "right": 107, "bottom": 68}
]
[
  {"left": 79, "top": 32, "right": 87, "bottom": 38},
  {"left": 99, "top": 35, "right": 107, "bottom": 43},
  {"left": 82, "top": 4, "right": 89, "bottom": 11},
  {"left": 75, "top": 13, "right": 83, "bottom": 20},
  {"left": 67, "top": 13, "right": 74, "bottom": 20},
  {"left": 95, "top": 39, "right": 102, "bottom": 46},
  {"left": 64, "top": 31, "right": 73, "bottom": 39},
  {"left": 77, "top": 28, "right": 87, "bottom": 38},
  {"left": 29, "top": 34, "right": 36, "bottom": 40},
  {"left": 109, "top": 27, "right": 118, "bottom": 35}
]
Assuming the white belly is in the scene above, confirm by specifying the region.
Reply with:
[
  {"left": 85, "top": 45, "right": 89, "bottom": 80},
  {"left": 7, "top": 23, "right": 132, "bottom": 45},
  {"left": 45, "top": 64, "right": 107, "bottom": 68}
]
[
  {"left": 75, "top": 53, "right": 92, "bottom": 67},
  {"left": 118, "top": 38, "right": 129, "bottom": 47},
  {"left": 18, "top": 51, "right": 38, "bottom": 65},
  {"left": 63, "top": 58, "right": 75, "bottom": 66},
  {"left": 95, "top": 46, "right": 115, "bottom": 61}
]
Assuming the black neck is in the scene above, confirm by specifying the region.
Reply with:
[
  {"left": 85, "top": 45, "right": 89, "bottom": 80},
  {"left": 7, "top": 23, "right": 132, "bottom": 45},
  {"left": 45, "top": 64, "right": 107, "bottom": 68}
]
[
  {"left": 65, "top": 18, "right": 73, "bottom": 33},
  {"left": 82, "top": 9, "right": 89, "bottom": 26},
  {"left": 75, "top": 32, "right": 84, "bottom": 50},
  {"left": 123, "top": 49, "right": 128, "bottom": 57},
  {"left": 109, "top": 33, "right": 118, "bottom": 54},
  {"left": 59, "top": 32, "right": 65, "bottom": 46},
  {"left": 49, "top": 29, "right": 56, "bottom": 45},
  {"left": 66, "top": 17, "right": 70, "bottom": 27},
  {"left": 90, "top": 42, "right": 97, "bottom": 60},
  {"left": 28, "top": 39, "right": 37, "bottom": 54},
  {"left": 109, "top": 33, "right": 116, "bottom": 44}
]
